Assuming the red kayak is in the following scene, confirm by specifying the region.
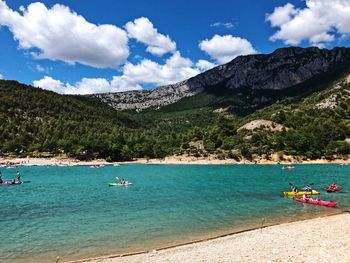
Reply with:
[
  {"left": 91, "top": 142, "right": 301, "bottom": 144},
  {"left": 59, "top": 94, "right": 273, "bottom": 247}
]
[
  {"left": 294, "top": 197, "right": 337, "bottom": 207},
  {"left": 326, "top": 186, "right": 342, "bottom": 192}
]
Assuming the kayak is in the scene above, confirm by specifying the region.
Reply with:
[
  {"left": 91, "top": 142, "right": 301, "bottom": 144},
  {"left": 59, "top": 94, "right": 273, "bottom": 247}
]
[
  {"left": 326, "top": 186, "right": 342, "bottom": 192},
  {"left": 283, "top": 190, "right": 320, "bottom": 197},
  {"left": 0, "top": 181, "right": 30, "bottom": 187},
  {"left": 108, "top": 182, "right": 133, "bottom": 187},
  {"left": 294, "top": 197, "right": 337, "bottom": 207},
  {"left": 282, "top": 165, "right": 295, "bottom": 170}
]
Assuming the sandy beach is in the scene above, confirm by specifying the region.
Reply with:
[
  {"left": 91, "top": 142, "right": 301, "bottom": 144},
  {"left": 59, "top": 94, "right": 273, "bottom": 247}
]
[
  {"left": 73, "top": 213, "right": 350, "bottom": 263},
  {"left": 1, "top": 154, "right": 350, "bottom": 167}
]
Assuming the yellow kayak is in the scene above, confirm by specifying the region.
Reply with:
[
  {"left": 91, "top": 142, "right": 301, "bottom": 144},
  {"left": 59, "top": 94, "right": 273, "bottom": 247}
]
[{"left": 283, "top": 190, "right": 320, "bottom": 197}]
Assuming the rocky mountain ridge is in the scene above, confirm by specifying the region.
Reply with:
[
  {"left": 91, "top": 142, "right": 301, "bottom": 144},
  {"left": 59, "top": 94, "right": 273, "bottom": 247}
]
[{"left": 91, "top": 47, "right": 350, "bottom": 111}]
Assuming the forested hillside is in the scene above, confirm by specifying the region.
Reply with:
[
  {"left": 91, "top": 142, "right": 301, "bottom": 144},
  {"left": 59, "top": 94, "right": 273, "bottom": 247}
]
[{"left": 1, "top": 70, "right": 350, "bottom": 162}]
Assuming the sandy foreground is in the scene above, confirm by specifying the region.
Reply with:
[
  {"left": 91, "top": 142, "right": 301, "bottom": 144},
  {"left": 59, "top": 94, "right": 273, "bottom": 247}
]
[{"left": 74, "top": 213, "right": 350, "bottom": 263}]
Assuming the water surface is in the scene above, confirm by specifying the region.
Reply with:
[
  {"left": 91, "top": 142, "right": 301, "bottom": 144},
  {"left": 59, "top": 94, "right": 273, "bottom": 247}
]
[{"left": 0, "top": 164, "right": 349, "bottom": 262}]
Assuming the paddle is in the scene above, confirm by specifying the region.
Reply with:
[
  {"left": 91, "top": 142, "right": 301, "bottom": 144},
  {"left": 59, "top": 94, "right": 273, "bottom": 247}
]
[{"left": 289, "top": 182, "right": 293, "bottom": 190}]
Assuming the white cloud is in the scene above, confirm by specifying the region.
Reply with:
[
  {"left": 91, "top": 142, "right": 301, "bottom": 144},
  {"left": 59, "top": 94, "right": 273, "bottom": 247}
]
[
  {"left": 36, "top": 64, "right": 45, "bottom": 72},
  {"left": 125, "top": 17, "right": 176, "bottom": 56},
  {"left": 266, "top": 0, "right": 350, "bottom": 46},
  {"left": 123, "top": 51, "right": 200, "bottom": 86},
  {"left": 195, "top": 60, "right": 216, "bottom": 71},
  {"left": 210, "top": 22, "right": 234, "bottom": 29},
  {"left": 0, "top": 1, "right": 129, "bottom": 68},
  {"left": 33, "top": 76, "right": 141, "bottom": 94},
  {"left": 33, "top": 52, "right": 204, "bottom": 94},
  {"left": 199, "top": 34, "right": 257, "bottom": 64},
  {"left": 33, "top": 76, "right": 66, "bottom": 93},
  {"left": 266, "top": 3, "right": 298, "bottom": 27},
  {"left": 0, "top": 73, "right": 3, "bottom": 79}
]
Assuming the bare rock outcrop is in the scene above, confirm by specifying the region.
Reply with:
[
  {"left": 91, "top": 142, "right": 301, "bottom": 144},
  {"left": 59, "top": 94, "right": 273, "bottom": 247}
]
[
  {"left": 91, "top": 47, "right": 350, "bottom": 111},
  {"left": 237, "top": 120, "right": 285, "bottom": 132}
]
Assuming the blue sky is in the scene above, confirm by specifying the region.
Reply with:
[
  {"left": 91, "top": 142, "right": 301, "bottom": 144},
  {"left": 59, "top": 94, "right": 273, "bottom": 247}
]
[{"left": 0, "top": 0, "right": 350, "bottom": 94}]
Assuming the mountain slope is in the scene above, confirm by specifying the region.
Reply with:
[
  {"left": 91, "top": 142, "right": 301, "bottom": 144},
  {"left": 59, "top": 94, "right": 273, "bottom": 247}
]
[
  {"left": 1, "top": 46, "right": 350, "bottom": 162},
  {"left": 92, "top": 47, "right": 350, "bottom": 111},
  {"left": 0, "top": 80, "right": 138, "bottom": 159},
  {"left": 174, "top": 72, "right": 350, "bottom": 161}
]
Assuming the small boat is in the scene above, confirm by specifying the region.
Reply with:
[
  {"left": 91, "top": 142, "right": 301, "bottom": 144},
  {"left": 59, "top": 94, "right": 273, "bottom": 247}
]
[
  {"left": 108, "top": 182, "right": 133, "bottom": 187},
  {"left": 294, "top": 197, "right": 337, "bottom": 207},
  {"left": 282, "top": 165, "right": 295, "bottom": 170},
  {"left": 326, "top": 186, "right": 342, "bottom": 193},
  {"left": 0, "top": 180, "right": 31, "bottom": 187},
  {"left": 90, "top": 165, "right": 105, "bottom": 168},
  {"left": 283, "top": 190, "right": 320, "bottom": 197}
]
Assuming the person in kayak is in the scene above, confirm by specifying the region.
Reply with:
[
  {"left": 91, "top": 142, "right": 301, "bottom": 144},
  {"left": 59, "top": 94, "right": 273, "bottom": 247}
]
[
  {"left": 302, "top": 193, "right": 309, "bottom": 201},
  {"left": 305, "top": 185, "right": 312, "bottom": 192},
  {"left": 330, "top": 182, "right": 337, "bottom": 189},
  {"left": 292, "top": 186, "right": 298, "bottom": 193},
  {"left": 16, "top": 171, "right": 21, "bottom": 183},
  {"left": 120, "top": 179, "right": 129, "bottom": 185}
]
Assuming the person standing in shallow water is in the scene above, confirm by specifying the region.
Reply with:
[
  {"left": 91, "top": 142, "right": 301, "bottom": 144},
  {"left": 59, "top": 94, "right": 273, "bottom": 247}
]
[
  {"left": 0, "top": 169, "right": 3, "bottom": 183},
  {"left": 16, "top": 170, "right": 21, "bottom": 183}
]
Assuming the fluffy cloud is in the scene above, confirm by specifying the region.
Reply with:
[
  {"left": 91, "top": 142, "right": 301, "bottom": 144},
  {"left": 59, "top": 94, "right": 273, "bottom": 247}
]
[
  {"left": 266, "top": 3, "right": 298, "bottom": 27},
  {"left": 125, "top": 17, "right": 176, "bottom": 56},
  {"left": 33, "top": 76, "right": 141, "bottom": 94},
  {"left": 123, "top": 51, "right": 199, "bottom": 86},
  {"left": 199, "top": 34, "right": 257, "bottom": 64},
  {"left": 0, "top": 1, "right": 128, "bottom": 68},
  {"left": 33, "top": 52, "right": 203, "bottom": 94},
  {"left": 266, "top": 0, "right": 350, "bottom": 46},
  {"left": 0, "top": 73, "right": 3, "bottom": 79},
  {"left": 195, "top": 60, "right": 216, "bottom": 71}
]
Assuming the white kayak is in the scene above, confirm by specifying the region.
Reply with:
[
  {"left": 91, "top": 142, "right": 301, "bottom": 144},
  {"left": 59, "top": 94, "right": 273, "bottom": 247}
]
[{"left": 108, "top": 182, "right": 133, "bottom": 187}]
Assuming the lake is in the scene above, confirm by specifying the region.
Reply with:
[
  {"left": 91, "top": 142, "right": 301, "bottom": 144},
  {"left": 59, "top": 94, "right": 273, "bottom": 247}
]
[{"left": 0, "top": 164, "right": 349, "bottom": 262}]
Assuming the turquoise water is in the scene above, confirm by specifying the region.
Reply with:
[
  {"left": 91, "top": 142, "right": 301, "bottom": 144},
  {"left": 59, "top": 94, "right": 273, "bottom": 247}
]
[{"left": 0, "top": 164, "right": 349, "bottom": 262}]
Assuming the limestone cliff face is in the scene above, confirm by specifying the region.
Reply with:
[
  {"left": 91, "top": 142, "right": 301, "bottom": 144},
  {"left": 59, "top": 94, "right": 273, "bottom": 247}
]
[{"left": 91, "top": 47, "right": 350, "bottom": 111}]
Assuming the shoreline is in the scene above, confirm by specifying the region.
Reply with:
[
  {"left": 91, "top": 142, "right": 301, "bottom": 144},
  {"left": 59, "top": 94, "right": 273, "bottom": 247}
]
[
  {"left": 1, "top": 156, "right": 350, "bottom": 167},
  {"left": 66, "top": 211, "right": 350, "bottom": 263}
]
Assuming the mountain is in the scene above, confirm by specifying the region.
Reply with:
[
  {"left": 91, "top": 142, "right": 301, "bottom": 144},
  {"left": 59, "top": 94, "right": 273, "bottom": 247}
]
[
  {"left": 91, "top": 47, "right": 350, "bottom": 111},
  {"left": 0, "top": 46, "right": 349, "bottom": 162}
]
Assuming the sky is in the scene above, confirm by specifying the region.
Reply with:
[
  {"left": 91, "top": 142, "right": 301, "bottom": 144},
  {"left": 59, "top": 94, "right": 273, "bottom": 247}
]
[{"left": 0, "top": 0, "right": 350, "bottom": 94}]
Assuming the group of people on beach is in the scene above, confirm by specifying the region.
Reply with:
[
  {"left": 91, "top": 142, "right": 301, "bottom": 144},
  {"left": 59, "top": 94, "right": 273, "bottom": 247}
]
[{"left": 0, "top": 169, "right": 21, "bottom": 184}]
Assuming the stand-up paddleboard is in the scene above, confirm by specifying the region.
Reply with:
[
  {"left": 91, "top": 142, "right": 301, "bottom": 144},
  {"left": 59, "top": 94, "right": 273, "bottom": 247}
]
[{"left": 0, "top": 180, "right": 31, "bottom": 187}]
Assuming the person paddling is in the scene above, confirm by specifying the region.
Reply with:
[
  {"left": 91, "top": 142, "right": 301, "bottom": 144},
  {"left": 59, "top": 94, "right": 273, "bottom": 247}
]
[
  {"left": 305, "top": 184, "right": 312, "bottom": 192},
  {"left": 116, "top": 176, "right": 128, "bottom": 185},
  {"left": 302, "top": 193, "right": 309, "bottom": 201}
]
